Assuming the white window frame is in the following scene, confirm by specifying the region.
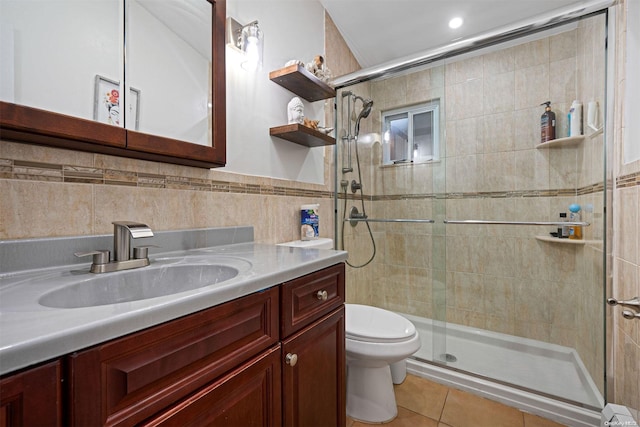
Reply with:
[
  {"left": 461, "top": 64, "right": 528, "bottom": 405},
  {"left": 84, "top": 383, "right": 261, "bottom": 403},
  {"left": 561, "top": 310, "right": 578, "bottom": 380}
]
[{"left": 381, "top": 101, "right": 440, "bottom": 165}]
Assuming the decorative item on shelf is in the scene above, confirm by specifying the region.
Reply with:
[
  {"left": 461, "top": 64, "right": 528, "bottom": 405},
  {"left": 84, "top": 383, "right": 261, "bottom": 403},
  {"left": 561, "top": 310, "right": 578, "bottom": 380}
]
[
  {"left": 303, "top": 117, "right": 319, "bottom": 130},
  {"left": 304, "top": 55, "right": 332, "bottom": 82},
  {"left": 285, "top": 59, "right": 305, "bottom": 67},
  {"left": 316, "top": 126, "right": 334, "bottom": 135},
  {"left": 287, "top": 97, "right": 304, "bottom": 124},
  {"left": 305, "top": 55, "right": 323, "bottom": 74}
]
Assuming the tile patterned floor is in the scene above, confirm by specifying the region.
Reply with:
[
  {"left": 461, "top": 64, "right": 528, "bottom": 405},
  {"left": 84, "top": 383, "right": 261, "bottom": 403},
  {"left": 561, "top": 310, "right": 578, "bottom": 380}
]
[{"left": 346, "top": 375, "right": 569, "bottom": 427}]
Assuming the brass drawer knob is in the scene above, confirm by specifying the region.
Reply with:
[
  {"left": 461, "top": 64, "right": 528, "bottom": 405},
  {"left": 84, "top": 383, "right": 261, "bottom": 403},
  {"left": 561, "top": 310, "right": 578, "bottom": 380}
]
[{"left": 316, "top": 290, "right": 328, "bottom": 301}]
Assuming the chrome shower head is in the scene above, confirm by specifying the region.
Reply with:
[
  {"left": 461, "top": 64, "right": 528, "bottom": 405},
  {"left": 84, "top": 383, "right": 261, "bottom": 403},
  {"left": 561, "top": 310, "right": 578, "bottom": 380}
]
[{"left": 354, "top": 96, "right": 373, "bottom": 135}]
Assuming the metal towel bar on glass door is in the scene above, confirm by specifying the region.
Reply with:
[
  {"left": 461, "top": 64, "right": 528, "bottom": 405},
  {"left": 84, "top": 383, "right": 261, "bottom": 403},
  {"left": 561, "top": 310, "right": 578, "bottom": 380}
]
[
  {"left": 346, "top": 218, "right": 435, "bottom": 223},
  {"left": 443, "top": 220, "right": 590, "bottom": 227}
]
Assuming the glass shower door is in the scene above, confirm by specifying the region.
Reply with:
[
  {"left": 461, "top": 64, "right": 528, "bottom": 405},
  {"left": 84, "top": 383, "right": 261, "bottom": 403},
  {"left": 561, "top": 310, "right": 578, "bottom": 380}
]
[{"left": 438, "top": 14, "right": 607, "bottom": 409}]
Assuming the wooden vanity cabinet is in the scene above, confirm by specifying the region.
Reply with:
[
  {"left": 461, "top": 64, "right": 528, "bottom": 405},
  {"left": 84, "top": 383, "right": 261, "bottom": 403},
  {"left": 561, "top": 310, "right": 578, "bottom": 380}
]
[
  {"left": 0, "top": 263, "right": 345, "bottom": 427},
  {"left": 0, "top": 360, "right": 62, "bottom": 427},
  {"left": 280, "top": 263, "right": 346, "bottom": 427}
]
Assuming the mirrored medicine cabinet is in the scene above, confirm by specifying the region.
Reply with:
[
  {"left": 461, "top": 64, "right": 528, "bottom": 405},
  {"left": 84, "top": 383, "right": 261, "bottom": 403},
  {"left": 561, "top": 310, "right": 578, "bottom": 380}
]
[{"left": 0, "top": 0, "right": 226, "bottom": 168}]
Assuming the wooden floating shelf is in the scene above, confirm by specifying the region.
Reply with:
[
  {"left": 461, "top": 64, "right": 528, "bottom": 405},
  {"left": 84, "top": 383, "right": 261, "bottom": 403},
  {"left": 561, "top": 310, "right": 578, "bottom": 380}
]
[
  {"left": 270, "top": 124, "right": 335, "bottom": 147},
  {"left": 269, "top": 64, "right": 335, "bottom": 102},
  {"left": 536, "top": 135, "right": 585, "bottom": 149}
]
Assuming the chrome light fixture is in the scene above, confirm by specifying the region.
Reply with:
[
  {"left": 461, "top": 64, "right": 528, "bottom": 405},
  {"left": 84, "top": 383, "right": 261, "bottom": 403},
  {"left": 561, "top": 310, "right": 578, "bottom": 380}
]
[{"left": 226, "top": 17, "right": 263, "bottom": 71}]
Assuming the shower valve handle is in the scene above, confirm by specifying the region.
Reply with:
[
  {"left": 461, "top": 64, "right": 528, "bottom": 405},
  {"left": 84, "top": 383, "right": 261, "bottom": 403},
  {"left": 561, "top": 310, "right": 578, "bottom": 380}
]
[{"left": 351, "top": 180, "right": 362, "bottom": 193}]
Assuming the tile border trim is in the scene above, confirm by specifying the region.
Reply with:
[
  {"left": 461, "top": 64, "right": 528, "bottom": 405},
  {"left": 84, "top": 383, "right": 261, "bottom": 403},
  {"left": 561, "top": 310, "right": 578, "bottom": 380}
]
[{"left": 0, "top": 158, "right": 334, "bottom": 198}]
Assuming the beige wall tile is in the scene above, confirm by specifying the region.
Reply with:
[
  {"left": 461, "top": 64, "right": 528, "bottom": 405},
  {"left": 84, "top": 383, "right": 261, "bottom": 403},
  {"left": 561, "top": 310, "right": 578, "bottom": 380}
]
[{"left": 1, "top": 180, "right": 93, "bottom": 239}]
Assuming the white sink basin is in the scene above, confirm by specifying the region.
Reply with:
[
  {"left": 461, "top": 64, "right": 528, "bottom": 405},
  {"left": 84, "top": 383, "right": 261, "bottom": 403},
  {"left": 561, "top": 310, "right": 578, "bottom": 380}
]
[
  {"left": 38, "top": 264, "right": 238, "bottom": 308},
  {"left": 38, "top": 263, "right": 241, "bottom": 308}
]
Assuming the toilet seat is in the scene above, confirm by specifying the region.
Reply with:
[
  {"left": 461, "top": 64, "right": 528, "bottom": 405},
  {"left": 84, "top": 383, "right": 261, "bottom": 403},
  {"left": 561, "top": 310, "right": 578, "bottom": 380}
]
[{"left": 346, "top": 304, "right": 416, "bottom": 343}]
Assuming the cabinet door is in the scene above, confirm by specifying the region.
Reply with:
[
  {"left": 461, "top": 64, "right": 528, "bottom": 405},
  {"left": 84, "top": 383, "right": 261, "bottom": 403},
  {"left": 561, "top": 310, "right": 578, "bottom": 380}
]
[
  {"left": 282, "top": 306, "right": 345, "bottom": 427},
  {"left": 143, "top": 345, "right": 282, "bottom": 427},
  {"left": 0, "top": 361, "right": 62, "bottom": 427}
]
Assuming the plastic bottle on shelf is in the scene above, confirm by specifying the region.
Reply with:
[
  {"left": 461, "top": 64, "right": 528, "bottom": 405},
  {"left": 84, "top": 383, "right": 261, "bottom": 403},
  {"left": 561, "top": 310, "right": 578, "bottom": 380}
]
[
  {"left": 568, "top": 204, "right": 583, "bottom": 240},
  {"left": 568, "top": 100, "right": 583, "bottom": 137}
]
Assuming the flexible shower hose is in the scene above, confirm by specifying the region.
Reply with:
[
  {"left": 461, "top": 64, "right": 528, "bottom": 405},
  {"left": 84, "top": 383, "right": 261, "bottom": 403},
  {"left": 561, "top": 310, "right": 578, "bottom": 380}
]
[{"left": 340, "top": 132, "right": 376, "bottom": 268}]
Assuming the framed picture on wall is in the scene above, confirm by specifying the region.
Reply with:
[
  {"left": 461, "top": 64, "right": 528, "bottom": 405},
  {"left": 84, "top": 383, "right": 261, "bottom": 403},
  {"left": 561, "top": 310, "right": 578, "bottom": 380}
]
[{"left": 93, "top": 75, "right": 140, "bottom": 130}]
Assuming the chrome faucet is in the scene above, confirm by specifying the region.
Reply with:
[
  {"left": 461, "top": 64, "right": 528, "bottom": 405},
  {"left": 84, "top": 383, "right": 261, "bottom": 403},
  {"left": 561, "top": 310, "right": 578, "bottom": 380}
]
[{"left": 75, "top": 221, "right": 154, "bottom": 273}]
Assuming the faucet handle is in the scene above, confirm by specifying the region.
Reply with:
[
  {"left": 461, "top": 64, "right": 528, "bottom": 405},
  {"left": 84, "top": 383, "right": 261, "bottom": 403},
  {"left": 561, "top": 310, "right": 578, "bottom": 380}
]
[
  {"left": 74, "top": 250, "right": 110, "bottom": 265},
  {"left": 133, "top": 245, "right": 159, "bottom": 260}
]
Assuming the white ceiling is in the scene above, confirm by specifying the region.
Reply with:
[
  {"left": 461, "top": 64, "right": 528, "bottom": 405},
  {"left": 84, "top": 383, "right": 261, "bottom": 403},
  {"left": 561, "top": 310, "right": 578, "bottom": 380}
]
[{"left": 319, "top": 0, "right": 590, "bottom": 68}]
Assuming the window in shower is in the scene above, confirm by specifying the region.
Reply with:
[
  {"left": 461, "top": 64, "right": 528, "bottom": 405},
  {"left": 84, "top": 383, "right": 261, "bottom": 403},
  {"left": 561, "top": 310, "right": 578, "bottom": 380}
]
[{"left": 381, "top": 101, "right": 440, "bottom": 165}]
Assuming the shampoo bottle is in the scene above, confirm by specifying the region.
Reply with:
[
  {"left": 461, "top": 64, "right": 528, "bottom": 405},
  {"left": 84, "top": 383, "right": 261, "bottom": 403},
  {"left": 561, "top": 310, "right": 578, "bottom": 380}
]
[
  {"left": 540, "top": 101, "right": 556, "bottom": 143},
  {"left": 568, "top": 204, "right": 582, "bottom": 240},
  {"left": 568, "top": 100, "right": 583, "bottom": 137}
]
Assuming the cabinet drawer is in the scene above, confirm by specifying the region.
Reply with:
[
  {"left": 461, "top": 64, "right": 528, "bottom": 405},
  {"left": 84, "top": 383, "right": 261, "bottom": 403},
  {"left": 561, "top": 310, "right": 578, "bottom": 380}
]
[
  {"left": 280, "top": 263, "right": 344, "bottom": 338},
  {"left": 142, "top": 345, "right": 282, "bottom": 427},
  {"left": 68, "top": 287, "right": 279, "bottom": 427}
]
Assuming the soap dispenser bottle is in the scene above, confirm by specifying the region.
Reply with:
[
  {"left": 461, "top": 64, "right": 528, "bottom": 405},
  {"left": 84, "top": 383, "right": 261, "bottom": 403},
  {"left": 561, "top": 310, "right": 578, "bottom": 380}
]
[{"left": 540, "top": 101, "right": 556, "bottom": 143}]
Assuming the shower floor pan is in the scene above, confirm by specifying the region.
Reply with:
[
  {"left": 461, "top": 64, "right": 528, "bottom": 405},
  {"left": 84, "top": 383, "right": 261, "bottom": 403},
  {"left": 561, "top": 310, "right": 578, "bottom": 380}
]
[{"left": 401, "top": 313, "right": 604, "bottom": 410}]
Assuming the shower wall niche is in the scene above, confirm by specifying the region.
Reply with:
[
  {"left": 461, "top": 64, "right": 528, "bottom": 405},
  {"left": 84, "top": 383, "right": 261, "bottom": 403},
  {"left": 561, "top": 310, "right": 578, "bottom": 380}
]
[{"left": 337, "top": 13, "right": 607, "bottom": 409}]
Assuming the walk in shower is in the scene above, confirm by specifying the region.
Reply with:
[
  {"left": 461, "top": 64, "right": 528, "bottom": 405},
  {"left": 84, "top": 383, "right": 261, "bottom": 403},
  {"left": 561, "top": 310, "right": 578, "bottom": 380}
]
[{"left": 334, "top": 4, "right": 611, "bottom": 425}]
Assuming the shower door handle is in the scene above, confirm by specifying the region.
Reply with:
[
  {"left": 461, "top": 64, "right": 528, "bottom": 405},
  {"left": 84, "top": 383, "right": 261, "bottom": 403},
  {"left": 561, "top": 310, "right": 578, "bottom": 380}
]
[{"left": 607, "top": 296, "right": 640, "bottom": 320}]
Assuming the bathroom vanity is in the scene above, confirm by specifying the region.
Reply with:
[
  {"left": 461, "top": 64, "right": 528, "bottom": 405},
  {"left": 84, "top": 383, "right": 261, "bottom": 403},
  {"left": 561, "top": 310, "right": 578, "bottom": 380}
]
[{"left": 0, "top": 228, "right": 347, "bottom": 426}]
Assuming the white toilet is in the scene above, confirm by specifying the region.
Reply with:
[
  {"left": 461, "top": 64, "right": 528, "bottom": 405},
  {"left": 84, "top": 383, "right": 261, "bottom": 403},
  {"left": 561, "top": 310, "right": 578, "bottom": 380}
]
[{"left": 345, "top": 304, "right": 421, "bottom": 423}]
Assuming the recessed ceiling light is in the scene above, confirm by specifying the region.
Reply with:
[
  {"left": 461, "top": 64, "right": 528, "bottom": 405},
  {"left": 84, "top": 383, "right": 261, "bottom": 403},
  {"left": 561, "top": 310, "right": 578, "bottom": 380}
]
[{"left": 449, "top": 17, "right": 464, "bottom": 29}]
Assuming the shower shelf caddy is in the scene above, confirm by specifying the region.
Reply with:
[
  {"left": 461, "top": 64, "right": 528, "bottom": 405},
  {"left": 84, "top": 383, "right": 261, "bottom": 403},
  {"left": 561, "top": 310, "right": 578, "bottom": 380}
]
[
  {"left": 536, "top": 135, "right": 585, "bottom": 148},
  {"left": 535, "top": 235, "right": 586, "bottom": 245},
  {"left": 269, "top": 64, "right": 336, "bottom": 147}
]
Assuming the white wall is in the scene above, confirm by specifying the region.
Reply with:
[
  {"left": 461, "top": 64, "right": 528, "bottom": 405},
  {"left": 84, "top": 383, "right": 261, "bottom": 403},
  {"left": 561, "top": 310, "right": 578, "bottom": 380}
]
[{"left": 224, "top": 0, "right": 328, "bottom": 184}]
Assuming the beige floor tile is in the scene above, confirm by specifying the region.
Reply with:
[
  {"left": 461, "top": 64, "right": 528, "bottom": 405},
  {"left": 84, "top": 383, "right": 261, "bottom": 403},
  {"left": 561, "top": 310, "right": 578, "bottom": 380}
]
[
  {"left": 351, "top": 407, "right": 439, "bottom": 427},
  {"left": 440, "top": 388, "right": 524, "bottom": 427},
  {"left": 394, "top": 375, "right": 449, "bottom": 420},
  {"left": 523, "top": 412, "right": 569, "bottom": 427}
]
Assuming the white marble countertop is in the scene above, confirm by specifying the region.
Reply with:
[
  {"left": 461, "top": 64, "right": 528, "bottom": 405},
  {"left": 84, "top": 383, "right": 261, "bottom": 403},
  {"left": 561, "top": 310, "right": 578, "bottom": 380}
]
[{"left": 0, "top": 242, "right": 347, "bottom": 376}]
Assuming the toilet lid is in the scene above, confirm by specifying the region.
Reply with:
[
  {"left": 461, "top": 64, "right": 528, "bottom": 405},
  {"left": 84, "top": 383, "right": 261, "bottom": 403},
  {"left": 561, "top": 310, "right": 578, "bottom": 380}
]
[{"left": 345, "top": 304, "right": 417, "bottom": 343}]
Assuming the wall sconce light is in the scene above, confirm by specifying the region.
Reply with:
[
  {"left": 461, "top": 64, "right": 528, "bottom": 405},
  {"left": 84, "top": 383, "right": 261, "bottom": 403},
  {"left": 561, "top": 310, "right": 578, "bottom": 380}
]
[{"left": 226, "top": 17, "right": 263, "bottom": 71}]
